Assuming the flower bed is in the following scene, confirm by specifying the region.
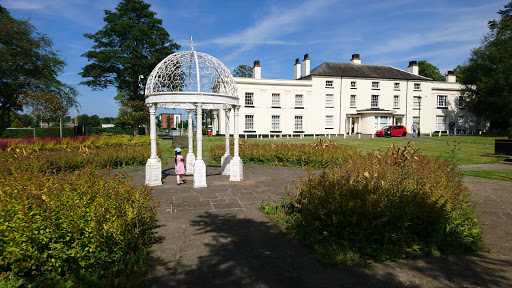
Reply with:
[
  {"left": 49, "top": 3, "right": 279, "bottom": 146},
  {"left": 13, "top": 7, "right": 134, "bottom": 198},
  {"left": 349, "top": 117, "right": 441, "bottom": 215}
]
[
  {"left": 210, "top": 139, "right": 358, "bottom": 169},
  {"left": 0, "top": 135, "right": 160, "bottom": 286},
  {"left": 260, "top": 144, "right": 484, "bottom": 265},
  {"left": 0, "top": 168, "right": 158, "bottom": 286}
]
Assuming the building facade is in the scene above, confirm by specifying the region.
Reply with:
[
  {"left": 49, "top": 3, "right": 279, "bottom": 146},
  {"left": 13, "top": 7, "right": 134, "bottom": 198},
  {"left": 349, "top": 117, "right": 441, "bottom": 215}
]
[
  {"left": 160, "top": 113, "right": 182, "bottom": 129},
  {"left": 214, "top": 54, "right": 486, "bottom": 137}
]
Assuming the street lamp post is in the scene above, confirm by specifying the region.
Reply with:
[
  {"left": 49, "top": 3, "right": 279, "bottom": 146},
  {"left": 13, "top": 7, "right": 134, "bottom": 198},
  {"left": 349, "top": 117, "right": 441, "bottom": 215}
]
[{"left": 418, "top": 96, "right": 422, "bottom": 138}]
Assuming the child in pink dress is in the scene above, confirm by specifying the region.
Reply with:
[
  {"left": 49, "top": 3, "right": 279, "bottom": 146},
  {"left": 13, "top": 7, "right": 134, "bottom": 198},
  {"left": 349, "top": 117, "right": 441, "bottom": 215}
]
[{"left": 174, "top": 147, "right": 185, "bottom": 185}]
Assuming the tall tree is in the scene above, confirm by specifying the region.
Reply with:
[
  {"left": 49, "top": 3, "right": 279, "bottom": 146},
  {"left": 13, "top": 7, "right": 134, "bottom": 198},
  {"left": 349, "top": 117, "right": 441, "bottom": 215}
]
[
  {"left": 232, "top": 64, "right": 253, "bottom": 78},
  {"left": 417, "top": 60, "right": 445, "bottom": 81},
  {"left": 21, "top": 91, "right": 77, "bottom": 132},
  {"left": 458, "top": 1, "right": 512, "bottom": 124},
  {"left": 80, "top": 0, "right": 180, "bottom": 135},
  {"left": 0, "top": 5, "right": 77, "bottom": 135}
]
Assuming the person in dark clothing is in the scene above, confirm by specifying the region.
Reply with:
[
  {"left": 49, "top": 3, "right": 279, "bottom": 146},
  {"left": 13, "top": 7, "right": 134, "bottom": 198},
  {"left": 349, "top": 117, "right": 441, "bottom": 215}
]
[{"left": 449, "top": 120, "right": 455, "bottom": 136}]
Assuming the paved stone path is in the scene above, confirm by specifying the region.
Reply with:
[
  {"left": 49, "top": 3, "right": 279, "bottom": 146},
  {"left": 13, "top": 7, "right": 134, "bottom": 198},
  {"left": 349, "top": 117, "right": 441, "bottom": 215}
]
[{"left": 123, "top": 162, "right": 512, "bottom": 287}]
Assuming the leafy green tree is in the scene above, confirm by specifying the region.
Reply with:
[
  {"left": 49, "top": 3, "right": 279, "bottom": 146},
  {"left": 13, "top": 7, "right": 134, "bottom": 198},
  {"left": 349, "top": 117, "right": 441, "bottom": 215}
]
[
  {"left": 101, "top": 117, "right": 116, "bottom": 125},
  {"left": 80, "top": 0, "right": 180, "bottom": 135},
  {"left": 0, "top": 5, "right": 77, "bottom": 135},
  {"left": 458, "top": 1, "right": 512, "bottom": 124},
  {"left": 417, "top": 60, "right": 445, "bottom": 81},
  {"left": 22, "top": 91, "right": 77, "bottom": 136},
  {"left": 232, "top": 64, "right": 253, "bottom": 78},
  {"left": 10, "top": 119, "right": 23, "bottom": 128}
]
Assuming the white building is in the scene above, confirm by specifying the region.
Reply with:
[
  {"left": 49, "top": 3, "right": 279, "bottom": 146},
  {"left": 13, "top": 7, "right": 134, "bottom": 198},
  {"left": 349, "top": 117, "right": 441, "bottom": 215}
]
[{"left": 213, "top": 54, "right": 486, "bottom": 137}]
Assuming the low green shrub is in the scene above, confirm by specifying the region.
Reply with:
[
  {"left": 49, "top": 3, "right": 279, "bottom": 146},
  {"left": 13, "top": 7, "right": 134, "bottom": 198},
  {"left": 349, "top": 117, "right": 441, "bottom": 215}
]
[
  {"left": 210, "top": 139, "right": 358, "bottom": 169},
  {"left": 261, "top": 144, "right": 484, "bottom": 265},
  {"left": 0, "top": 167, "right": 158, "bottom": 287}
]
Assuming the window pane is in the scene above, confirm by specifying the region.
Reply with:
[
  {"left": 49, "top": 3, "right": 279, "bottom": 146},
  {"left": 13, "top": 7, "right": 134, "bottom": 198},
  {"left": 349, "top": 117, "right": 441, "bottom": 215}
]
[
  {"left": 295, "top": 95, "right": 303, "bottom": 107},
  {"left": 245, "top": 92, "right": 254, "bottom": 106},
  {"left": 325, "top": 115, "right": 333, "bottom": 128},
  {"left": 436, "top": 116, "right": 446, "bottom": 130},
  {"left": 413, "top": 96, "right": 420, "bottom": 109},
  {"left": 371, "top": 95, "right": 379, "bottom": 108},
  {"left": 394, "top": 95, "right": 399, "bottom": 108},
  {"left": 350, "top": 95, "right": 356, "bottom": 107},
  {"left": 295, "top": 116, "right": 303, "bottom": 130},
  {"left": 437, "top": 95, "right": 447, "bottom": 107},
  {"left": 271, "top": 115, "right": 280, "bottom": 131},
  {"left": 245, "top": 115, "right": 253, "bottom": 130},
  {"left": 272, "top": 93, "right": 280, "bottom": 107},
  {"left": 325, "top": 94, "right": 334, "bottom": 107}
]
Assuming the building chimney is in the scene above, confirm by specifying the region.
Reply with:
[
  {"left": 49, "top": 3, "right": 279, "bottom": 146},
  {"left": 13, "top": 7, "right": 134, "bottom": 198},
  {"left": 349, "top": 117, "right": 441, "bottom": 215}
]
[
  {"left": 253, "top": 60, "right": 261, "bottom": 79},
  {"left": 446, "top": 70, "right": 456, "bottom": 83},
  {"left": 294, "top": 58, "right": 301, "bottom": 80},
  {"left": 407, "top": 61, "right": 419, "bottom": 75},
  {"left": 302, "top": 54, "right": 310, "bottom": 77},
  {"left": 350, "top": 54, "right": 361, "bottom": 65}
]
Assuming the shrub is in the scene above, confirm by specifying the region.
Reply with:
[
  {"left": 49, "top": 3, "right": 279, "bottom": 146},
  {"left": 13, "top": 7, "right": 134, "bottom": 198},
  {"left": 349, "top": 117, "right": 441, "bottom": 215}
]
[
  {"left": 0, "top": 145, "right": 160, "bottom": 174},
  {"left": 0, "top": 167, "right": 158, "bottom": 286},
  {"left": 210, "top": 138, "right": 358, "bottom": 169},
  {"left": 261, "top": 144, "right": 484, "bottom": 265},
  {"left": 0, "top": 135, "right": 151, "bottom": 151}
]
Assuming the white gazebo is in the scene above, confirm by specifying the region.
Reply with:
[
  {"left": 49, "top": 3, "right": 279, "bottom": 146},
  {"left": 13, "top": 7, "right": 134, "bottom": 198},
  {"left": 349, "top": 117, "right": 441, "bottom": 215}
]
[{"left": 144, "top": 41, "right": 243, "bottom": 188}]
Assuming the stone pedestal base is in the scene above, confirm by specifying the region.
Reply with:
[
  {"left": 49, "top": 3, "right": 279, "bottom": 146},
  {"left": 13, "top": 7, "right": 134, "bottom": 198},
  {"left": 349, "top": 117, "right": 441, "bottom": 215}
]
[
  {"left": 193, "top": 159, "right": 207, "bottom": 188},
  {"left": 229, "top": 156, "right": 243, "bottom": 181},
  {"left": 145, "top": 158, "right": 162, "bottom": 186},
  {"left": 221, "top": 154, "right": 232, "bottom": 175},
  {"left": 186, "top": 152, "right": 195, "bottom": 175}
]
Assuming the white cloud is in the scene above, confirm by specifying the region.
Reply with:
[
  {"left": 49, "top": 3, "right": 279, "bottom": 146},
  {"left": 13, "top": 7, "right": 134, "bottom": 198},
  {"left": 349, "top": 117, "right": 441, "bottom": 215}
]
[{"left": 203, "top": 0, "right": 336, "bottom": 59}]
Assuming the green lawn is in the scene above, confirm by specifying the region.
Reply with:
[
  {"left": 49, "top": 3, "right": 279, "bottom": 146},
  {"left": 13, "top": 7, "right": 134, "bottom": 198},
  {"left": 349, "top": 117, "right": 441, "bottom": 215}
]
[
  {"left": 158, "top": 135, "right": 506, "bottom": 166},
  {"left": 462, "top": 169, "right": 512, "bottom": 182}
]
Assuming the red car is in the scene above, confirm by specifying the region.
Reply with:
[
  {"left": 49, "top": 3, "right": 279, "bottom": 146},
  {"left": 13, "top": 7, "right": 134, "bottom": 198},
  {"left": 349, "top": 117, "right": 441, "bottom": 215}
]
[{"left": 375, "top": 125, "right": 407, "bottom": 137}]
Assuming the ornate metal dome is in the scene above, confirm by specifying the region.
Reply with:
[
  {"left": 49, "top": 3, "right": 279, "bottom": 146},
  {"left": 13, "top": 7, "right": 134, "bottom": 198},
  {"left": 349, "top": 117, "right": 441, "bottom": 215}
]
[{"left": 145, "top": 41, "right": 238, "bottom": 109}]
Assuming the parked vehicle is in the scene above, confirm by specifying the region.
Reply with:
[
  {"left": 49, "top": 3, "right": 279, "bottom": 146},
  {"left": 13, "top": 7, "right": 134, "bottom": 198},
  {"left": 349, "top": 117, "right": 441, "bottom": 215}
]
[{"left": 375, "top": 125, "right": 407, "bottom": 137}]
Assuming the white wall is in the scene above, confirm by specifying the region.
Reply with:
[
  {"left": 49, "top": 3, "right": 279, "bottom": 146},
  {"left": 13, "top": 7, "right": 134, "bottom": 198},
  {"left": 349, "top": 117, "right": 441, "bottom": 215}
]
[{"left": 218, "top": 73, "right": 486, "bottom": 136}]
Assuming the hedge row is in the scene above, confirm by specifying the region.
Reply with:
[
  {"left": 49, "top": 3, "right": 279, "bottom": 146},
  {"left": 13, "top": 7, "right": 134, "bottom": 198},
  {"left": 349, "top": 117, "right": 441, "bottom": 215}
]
[
  {"left": 210, "top": 139, "right": 359, "bottom": 169},
  {"left": 0, "top": 135, "right": 150, "bottom": 151},
  {"left": 0, "top": 167, "right": 158, "bottom": 286},
  {"left": 2, "top": 127, "right": 75, "bottom": 138},
  {"left": 2, "top": 127, "right": 145, "bottom": 138}
]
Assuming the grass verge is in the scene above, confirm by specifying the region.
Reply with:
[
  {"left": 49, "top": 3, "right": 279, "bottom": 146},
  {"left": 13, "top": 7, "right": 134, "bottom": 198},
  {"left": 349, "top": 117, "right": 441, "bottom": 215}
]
[{"left": 462, "top": 169, "right": 512, "bottom": 182}]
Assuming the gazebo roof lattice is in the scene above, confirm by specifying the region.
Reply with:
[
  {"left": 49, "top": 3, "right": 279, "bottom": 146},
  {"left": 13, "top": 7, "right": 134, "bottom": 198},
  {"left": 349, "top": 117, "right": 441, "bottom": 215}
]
[{"left": 145, "top": 43, "right": 238, "bottom": 109}]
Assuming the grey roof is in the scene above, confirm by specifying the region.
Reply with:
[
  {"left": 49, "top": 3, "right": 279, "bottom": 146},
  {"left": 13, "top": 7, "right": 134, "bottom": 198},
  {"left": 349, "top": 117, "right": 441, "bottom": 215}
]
[{"left": 307, "top": 62, "right": 431, "bottom": 81}]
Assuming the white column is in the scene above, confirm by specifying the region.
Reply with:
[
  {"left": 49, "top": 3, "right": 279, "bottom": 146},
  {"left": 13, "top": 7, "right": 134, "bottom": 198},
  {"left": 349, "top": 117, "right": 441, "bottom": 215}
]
[
  {"left": 186, "top": 109, "right": 195, "bottom": 175},
  {"left": 194, "top": 104, "right": 207, "bottom": 188},
  {"left": 230, "top": 106, "right": 243, "bottom": 181},
  {"left": 145, "top": 104, "right": 162, "bottom": 186},
  {"left": 221, "top": 108, "right": 232, "bottom": 175}
]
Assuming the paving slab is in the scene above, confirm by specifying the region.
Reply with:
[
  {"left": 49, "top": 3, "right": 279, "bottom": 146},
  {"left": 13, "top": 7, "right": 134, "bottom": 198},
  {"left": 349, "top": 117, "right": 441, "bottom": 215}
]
[{"left": 123, "top": 162, "right": 512, "bottom": 287}]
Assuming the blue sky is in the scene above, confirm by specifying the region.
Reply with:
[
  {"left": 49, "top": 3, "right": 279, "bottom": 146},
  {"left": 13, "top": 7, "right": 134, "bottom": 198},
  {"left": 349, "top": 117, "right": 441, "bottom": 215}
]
[{"left": 1, "top": 0, "right": 509, "bottom": 118}]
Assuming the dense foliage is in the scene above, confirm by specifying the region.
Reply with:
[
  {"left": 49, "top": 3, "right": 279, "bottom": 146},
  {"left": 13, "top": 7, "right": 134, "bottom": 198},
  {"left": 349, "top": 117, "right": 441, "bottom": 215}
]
[
  {"left": 232, "top": 64, "right": 253, "bottom": 78},
  {"left": 0, "top": 168, "right": 158, "bottom": 286},
  {"left": 0, "top": 5, "right": 77, "bottom": 135},
  {"left": 459, "top": 1, "right": 512, "bottom": 124},
  {"left": 210, "top": 139, "right": 358, "bottom": 169},
  {"left": 0, "top": 134, "right": 159, "bottom": 286},
  {"left": 260, "top": 144, "right": 483, "bottom": 265},
  {"left": 418, "top": 60, "right": 445, "bottom": 81},
  {"left": 80, "top": 0, "right": 180, "bottom": 134}
]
